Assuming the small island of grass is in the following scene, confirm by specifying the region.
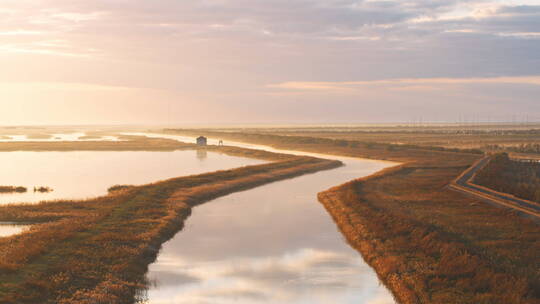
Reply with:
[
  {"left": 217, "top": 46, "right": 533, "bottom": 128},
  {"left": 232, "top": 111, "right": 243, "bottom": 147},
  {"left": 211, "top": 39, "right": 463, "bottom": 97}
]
[
  {"left": 33, "top": 186, "right": 53, "bottom": 193},
  {"left": 0, "top": 186, "right": 27, "bottom": 193}
]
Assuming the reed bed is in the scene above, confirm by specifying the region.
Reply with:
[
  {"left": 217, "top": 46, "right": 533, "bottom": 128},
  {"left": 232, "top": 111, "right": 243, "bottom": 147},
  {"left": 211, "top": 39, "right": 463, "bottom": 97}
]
[
  {"left": 166, "top": 129, "right": 540, "bottom": 304},
  {"left": 475, "top": 153, "right": 540, "bottom": 203},
  {"left": 0, "top": 186, "right": 27, "bottom": 193},
  {"left": 0, "top": 155, "right": 341, "bottom": 303}
]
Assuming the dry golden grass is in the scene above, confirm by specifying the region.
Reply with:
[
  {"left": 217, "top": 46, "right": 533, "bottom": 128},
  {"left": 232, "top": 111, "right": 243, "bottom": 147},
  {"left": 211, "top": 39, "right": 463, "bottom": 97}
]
[
  {"left": 0, "top": 186, "right": 27, "bottom": 193},
  {"left": 163, "top": 129, "right": 482, "bottom": 163},
  {"left": 166, "top": 128, "right": 540, "bottom": 304},
  {"left": 0, "top": 155, "right": 341, "bottom": 303},
  {"left": 220, "top": 126, "right": 540, "bottom": 151},
  {"left": 0, "top": 136, "right": 189, "bottom": 152},
  {"left": 318, "top": 163, "right": 540, "bottom": 304},
  {"left": 475, "top": 153, "right": 540, "bottom": 203}
]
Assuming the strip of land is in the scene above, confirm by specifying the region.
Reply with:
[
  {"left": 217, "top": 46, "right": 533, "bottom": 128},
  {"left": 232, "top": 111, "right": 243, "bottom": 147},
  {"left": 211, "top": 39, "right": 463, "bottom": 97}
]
[
  {"left": 163, "top": 129, "right": 540, "bottom": 304},
  {"left": 0, "top": 186, "right": 27, "bottom": 193},
  {"left": 0, "top": 149, "right": 341, "bottom": 303},
  {"left": 0, "top": 136, "right": 188, "bottom": 152},
  {"left": 450, "top": 156, "right": 540, "bottom": 219}
]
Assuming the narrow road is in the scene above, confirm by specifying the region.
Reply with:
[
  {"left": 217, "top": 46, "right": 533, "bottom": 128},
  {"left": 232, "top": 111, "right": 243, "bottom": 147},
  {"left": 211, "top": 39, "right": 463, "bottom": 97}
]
[{"left": 450, "top": 156, "right": 540, "bottom": 219}]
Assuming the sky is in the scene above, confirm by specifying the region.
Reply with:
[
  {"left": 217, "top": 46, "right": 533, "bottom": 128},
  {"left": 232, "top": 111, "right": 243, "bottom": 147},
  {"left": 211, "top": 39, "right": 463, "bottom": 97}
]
[{"left": 1, "top": 0, "right": 539, "bottom": 125}]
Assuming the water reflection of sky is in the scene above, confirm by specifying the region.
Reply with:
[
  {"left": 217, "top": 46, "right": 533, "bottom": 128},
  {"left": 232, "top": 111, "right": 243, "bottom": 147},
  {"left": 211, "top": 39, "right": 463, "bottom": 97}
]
[
  {"left": 0, "top": 133, "right": 121, "bottom": 142},
  {"left": 0, "top": 222, "right": 29, "bottom": 237},
  {"left": 0, "top": 150, "right": 263, "bottom": 205},
  {"left": 145, "top": 148, "right": 396, "bottom": 304}
]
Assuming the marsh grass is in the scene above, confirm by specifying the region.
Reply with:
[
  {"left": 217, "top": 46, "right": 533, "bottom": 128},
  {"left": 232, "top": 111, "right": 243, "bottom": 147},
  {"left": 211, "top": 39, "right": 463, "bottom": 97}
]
[
  {"left": 33, "top": 187, "right": 53, "bottom": 193},
  {"left": 164, "top": 129, "right": 482, "bottom": 163},
  {"left": 0, "top": 186, "right": 27, "bottom": 193},
  {"left": 475, "top": 153, "right": 540, "bottom": 203},
  {"left": 318, "top": 164, "right": 540, "bottom": 304},
  {"left": 0, "top": 155, "right": 341, "bottom": 303},
  {"left": 0, "top": 136, "right": 190, "bottom": 152},
  {"left": 167, "top": 129, "right": 540, "bottom": 304},
  {"left": 200, "top": 126, "right": 540, "bottom": 152},
  {"left": 108, "top": 185, "right": 135, "bottom": 193}
]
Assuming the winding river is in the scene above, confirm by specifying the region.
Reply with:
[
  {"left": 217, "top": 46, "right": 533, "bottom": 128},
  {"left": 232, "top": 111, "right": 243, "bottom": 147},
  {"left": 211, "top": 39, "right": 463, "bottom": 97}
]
[{"left": 133, "top": 133, "right": 397, "bottom": 304}]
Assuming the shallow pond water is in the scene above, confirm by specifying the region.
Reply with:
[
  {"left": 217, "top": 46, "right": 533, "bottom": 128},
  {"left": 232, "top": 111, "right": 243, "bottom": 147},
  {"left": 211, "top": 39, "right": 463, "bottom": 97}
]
[
  {"left": 139, "top": 133, "right": 397, "bottom": 304},
  {"left": 0, "top": 222, "right": 30, "bottom": 237},
  {"left": 0, "top": 150, "right": 264, "bottom": 205},
  {"left": 0, "top": 132, "right": 121, "bottom": 142}
]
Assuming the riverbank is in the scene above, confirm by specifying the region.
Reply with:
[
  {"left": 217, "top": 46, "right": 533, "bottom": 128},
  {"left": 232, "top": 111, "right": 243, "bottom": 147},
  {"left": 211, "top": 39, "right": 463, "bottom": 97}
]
[
  {"left": 474, "top": 153, "right": 540, "bottom": 204},
  {"left": 0, "top": 135, "right": 294, "bottom": 161},
  {"left": 163, "top": 129, "right": 540, "bottom": 304},
  {"left": 0, "top": 155, "right": 341, "bottom": 303}
]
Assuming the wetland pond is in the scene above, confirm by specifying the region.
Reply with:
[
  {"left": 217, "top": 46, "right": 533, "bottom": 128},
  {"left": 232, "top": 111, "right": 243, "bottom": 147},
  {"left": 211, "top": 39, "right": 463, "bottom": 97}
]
[
  {"left": 137, "top": 134, "right": 397, "bottom": 304},
  {"left": 0, "top": 150, "right": 264, "bottom": 205},
  {"left": 0, "top": 222, "right": 29, "bottom": 238},
  {"left": 0, "top": 132, "right": 121, "bottom": 142}
]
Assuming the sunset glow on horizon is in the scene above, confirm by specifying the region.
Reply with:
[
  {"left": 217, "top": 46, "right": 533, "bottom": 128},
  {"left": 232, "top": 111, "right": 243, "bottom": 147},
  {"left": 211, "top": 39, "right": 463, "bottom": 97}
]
[{"left": 1, "top": 0, "right": 539, "bottom": 124}]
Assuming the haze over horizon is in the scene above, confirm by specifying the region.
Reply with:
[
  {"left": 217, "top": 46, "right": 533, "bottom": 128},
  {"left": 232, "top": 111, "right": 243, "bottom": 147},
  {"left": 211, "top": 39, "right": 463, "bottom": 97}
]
[{"left": 1, "top": 0, "right": 539, "bottom": 125}]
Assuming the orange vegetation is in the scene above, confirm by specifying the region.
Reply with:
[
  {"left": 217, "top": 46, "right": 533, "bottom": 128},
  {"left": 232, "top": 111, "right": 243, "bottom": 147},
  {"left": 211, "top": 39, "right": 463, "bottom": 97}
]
[
  {"left": 475, "top": 153, "right": 540, "bottom": 203},
  {"left": 0, "top": 155, "right": 340, "bottom": 303},
  {"left": 166, "top": 129, "right": 540, "bottom": 304}
]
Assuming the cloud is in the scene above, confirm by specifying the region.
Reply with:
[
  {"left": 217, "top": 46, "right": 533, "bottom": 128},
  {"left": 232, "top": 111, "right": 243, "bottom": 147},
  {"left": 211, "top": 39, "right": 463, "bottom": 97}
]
[
  {"left": 0, "top": 0, "right": 538, "bottom": 123},
  {"left": 268, "top": 76, "right": 540, "bottom": 92}
]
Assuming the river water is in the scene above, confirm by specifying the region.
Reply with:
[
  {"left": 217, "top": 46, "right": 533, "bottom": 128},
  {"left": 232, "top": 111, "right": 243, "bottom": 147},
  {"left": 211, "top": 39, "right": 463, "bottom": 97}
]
[{"left": 135, "top": 133, "right": 397, "bottom": 304}]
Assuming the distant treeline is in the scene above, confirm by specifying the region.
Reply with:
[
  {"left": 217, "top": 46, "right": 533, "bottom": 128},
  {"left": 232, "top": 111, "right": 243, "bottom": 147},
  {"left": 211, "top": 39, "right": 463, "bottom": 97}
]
[
  {"left": 483, "top": 143, "right": 540, "bottom": 155},
  {"left": 475, "top": 153, "right": 540, "bottom": 203}
]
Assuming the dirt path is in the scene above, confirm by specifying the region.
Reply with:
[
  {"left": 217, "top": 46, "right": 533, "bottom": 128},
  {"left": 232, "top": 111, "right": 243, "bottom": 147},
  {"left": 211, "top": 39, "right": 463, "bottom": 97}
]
[{"left": 450, "top": 156, "right": 540, "bottom": 219}]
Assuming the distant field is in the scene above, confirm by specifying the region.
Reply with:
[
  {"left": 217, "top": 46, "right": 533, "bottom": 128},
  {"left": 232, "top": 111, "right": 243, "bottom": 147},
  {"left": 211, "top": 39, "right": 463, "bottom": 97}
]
[
  {"left": 0, "top": 186, "right": 26, "bottom": 193},
  {"left": 212, "top": 124, "right": 540, "bottom": 155},
  {"left": 475, "top": 153, "right": 540, "bottom": 204}
]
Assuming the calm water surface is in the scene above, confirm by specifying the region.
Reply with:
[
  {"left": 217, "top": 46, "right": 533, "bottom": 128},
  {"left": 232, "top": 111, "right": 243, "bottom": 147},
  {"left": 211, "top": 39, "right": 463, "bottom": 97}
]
[
  {"left": 0, "top": 132, "right": 121, "bottom": 142},
  {"left": 0, "top": 150, "right": 263, "bottom": 205},
  {"left": 140, "top": 133, "right": 397, "bottom": 304},
  {"left": 0, "top": 222, "right": 29, "bottom": 237}
]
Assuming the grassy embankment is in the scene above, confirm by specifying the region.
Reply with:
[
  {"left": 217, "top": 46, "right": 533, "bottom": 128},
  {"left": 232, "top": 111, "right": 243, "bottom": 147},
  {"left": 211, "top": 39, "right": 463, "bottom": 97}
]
[
  {"left": 0, "top": 136, "right": 189, "bottom": 152},
  {"left": 474, "top": 153, "right": 540, "bottom": 203},
  {"left": 0, "top": 144, "right": 341, "bottom": 303},
  {"left": 0, "top": 135, "right": 298, "bottom": 161},
  {"left": 165, "top": 129, "right": 540, "bottom": 304}
]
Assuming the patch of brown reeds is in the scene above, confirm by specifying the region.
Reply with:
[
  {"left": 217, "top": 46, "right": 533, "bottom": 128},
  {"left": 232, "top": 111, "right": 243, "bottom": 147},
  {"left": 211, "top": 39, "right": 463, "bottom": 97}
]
[
  {"left": 0, "top": 186, "right": 27, "bottom": 193},
  {"left": 474, "top": 152, "right": 540, "bottom": 203},
  {"left": 166, "top": 129, "right": 540, "bottom": 304},
  {"left": 0, "top": 156, "right": 341, "bottom": 304},
  {"left": 318, "top": 163, "right": 540, "bottom": 304}
]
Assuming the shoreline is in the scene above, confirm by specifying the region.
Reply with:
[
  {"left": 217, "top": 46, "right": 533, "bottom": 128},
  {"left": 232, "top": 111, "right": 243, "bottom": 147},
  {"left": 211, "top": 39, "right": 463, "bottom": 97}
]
[
  {"left": 163, "top": 129, "right": 540, "bottom": 304},
  {"left": 0, "top": 153, "right": 341, "bottom": 303}
]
